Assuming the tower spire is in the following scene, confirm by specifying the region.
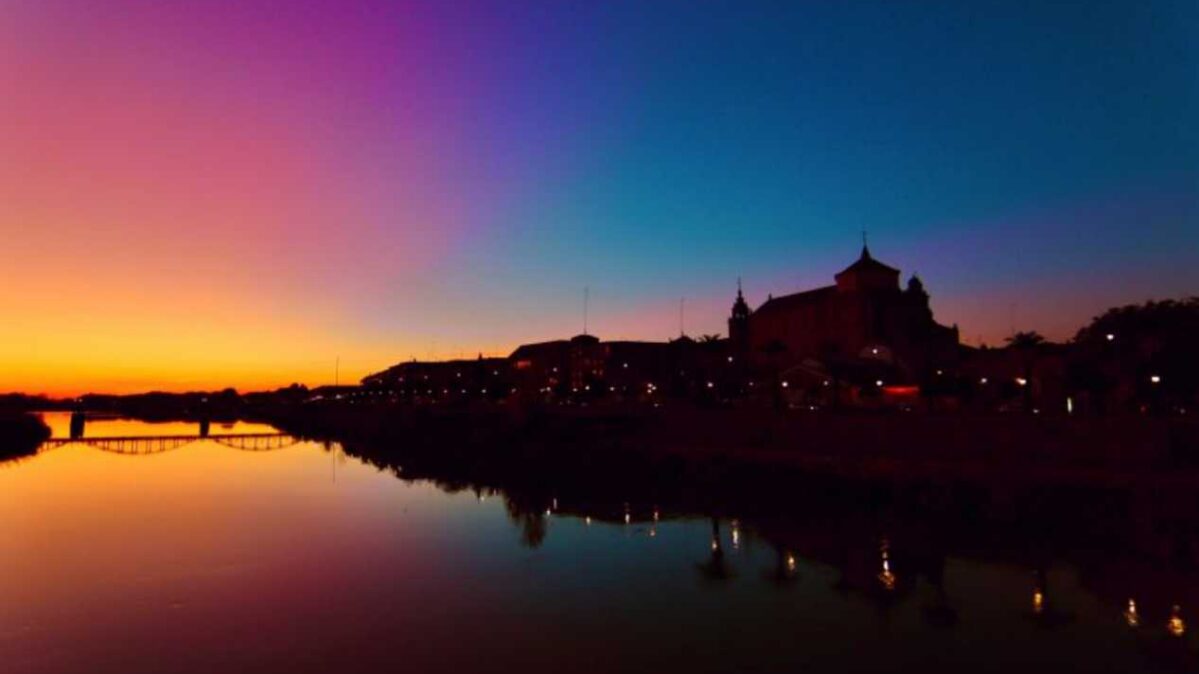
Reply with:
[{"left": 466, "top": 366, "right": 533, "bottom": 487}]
[{"left": 861, "top": 229, "right": 871, "bottom": 259}]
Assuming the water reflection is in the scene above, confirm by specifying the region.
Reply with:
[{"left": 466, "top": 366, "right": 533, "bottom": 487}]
[
  {"left": 877, "top": 537, "right": 896, "bottom": 591},
  {"left": 1169, "top": 605, "right": 1186, "bottom": 638},
  {"left": 4, "top": 414, "right": 1199, "bottom": 673},
  {"left": 697, "top": 518, "right": 732, "bottom": 582},
  {"left": 1127, "top": 598, "right": 1141, "bottom": 628},
  {"left": 334, "top": 428, "right": 1199, "bottom": 654}
]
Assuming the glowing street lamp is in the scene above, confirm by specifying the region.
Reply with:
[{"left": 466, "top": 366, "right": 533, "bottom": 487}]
[{"left": 1151, "top": 375, "right": 1162, "bottom": 384}]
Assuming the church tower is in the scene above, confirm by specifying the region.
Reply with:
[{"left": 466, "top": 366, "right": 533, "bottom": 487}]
[{"left": 729, "top": 279, "right": 751, "bottom": 350}]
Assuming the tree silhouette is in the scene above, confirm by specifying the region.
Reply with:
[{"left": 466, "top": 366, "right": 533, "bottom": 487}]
[{"left": 1005, "top": 331, "right": 1046, "bottom": 349}]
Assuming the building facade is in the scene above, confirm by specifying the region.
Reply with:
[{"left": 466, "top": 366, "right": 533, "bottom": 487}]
[{"left": 731, "top": 246, "right": 959, "bottom": 385}]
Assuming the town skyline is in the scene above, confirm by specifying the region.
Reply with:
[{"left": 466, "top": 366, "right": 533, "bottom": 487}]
[{"left": 5, "top": 238, "right": 1196, "bottom": 397}]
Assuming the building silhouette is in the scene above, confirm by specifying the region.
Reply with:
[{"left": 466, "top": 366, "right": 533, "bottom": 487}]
[
  {"left": 364, "top": 246, "right": 963, "bottom": 407},
  {"left": 731, "top": 245, "right": 959, "bottom": 389}
]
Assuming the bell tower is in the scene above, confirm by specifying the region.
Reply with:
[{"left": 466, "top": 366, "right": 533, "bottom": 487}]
[{"left": 729, "top": 278, "right": 751, "bottom": 349}]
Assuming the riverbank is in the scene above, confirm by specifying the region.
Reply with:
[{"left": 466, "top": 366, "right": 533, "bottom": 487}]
[
  {"left": 0, "top": 412, "right": 50, "bottom": 461},
  {"left": 258, "top": 402, "right": 1199, "bottom": 491}
]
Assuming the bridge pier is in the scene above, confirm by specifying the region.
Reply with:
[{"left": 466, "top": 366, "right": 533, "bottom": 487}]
[{"left": 69, "top": 411, "right": 86, "bottom": 440}]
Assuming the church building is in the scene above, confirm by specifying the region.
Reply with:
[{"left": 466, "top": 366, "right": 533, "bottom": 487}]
[{"left": 729, "top": 245, "right": 959, "bottom": 384}]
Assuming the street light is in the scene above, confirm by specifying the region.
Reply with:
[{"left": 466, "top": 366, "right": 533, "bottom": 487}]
[{"left": 1151, "top": 375, "right": 1162, "bottom": 384}]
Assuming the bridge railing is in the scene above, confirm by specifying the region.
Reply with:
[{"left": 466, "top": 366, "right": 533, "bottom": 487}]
[{"left": 40, "top": 433, "right": 299, "bottom": 455}]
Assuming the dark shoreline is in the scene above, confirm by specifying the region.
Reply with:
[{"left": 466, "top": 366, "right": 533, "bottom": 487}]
[
  {"left": 258, "top": 403, "right": 1199, "bottom": 488},
  {"left": 0, "top": 412, "right": 50, "bottom": 461}
]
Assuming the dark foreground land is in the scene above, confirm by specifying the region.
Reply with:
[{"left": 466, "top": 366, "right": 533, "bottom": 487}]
[
  {"left": 0, "top": 412, "right": 49, "bottom": 461},
  {"left": 262, "top": 403, "right": 1199, "bottom": 490}
]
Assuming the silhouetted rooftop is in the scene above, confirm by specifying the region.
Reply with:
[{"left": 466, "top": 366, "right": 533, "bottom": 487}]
[
  {"left": 837, "top": 245, "right": 900, "bottom": 276},
  {"left": 755, "top": 285, "right": 838, "bottom": 315}
]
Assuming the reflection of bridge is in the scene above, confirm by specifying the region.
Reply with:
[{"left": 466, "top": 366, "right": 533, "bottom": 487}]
[{"left": 41, "top": 433, "right": 298, "bottom": 456}]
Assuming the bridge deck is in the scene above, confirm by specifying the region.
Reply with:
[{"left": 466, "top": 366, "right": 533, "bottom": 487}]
[{"left": 42, "top": 433, "right": 290, "bottom": 447}]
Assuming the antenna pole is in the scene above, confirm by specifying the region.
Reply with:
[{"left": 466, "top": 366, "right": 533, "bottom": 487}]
[
  {"left": 679, "top": 298, "right": 685, "bottom": 338},
  {"left": 335, "top": 356, "right": 340, "bottom": 386},
  {"left": 583, "top": 287, "right": 589, "bottom": 335}
]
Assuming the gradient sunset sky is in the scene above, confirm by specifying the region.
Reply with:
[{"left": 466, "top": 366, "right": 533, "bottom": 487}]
[{"left": 2, "top": 0, "right": 1196, "bottom": 395}]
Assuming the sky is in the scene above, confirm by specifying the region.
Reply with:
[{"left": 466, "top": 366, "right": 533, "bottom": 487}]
[{"left": 1, "top": 0, "right": 1196, "bottom": 395}]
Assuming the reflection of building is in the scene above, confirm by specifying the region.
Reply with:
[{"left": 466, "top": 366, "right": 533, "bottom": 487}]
[{"left": 731, "top": 246, "right": 959, "bottom": 385}]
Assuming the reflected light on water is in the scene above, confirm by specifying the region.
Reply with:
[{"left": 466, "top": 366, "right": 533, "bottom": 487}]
[
  {"left": 878, "top": 539, "right": 896, "bottom": 591},
  {"left": 5, "top": 415, "right": 1199, "bottom": 673},
  {"left": 1125, "top": 599, "right": 1140, "bottom": 628},
  {"left": 1169, "top": 605, "right": 1186, "bottom": 637}
]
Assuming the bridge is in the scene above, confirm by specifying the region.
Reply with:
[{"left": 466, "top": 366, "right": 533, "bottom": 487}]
[{"left": 41, "top": 433, "right": 299, "bottom": 456}]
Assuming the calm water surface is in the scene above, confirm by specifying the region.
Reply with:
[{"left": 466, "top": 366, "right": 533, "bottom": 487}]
[{"left": 2, "top": 413, "right": 1196, "bottom": 673}]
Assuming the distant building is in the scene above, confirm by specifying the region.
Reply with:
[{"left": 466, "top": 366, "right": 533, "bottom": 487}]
[
  {"left": 361, "top": 246, "right": 961, "bottom": 407},
  {"left": 363, "top": 355, "right": 511, "bottom": 401},
  {"left": 509, "top": 334, "right": 727, "bottom": 400},
  {"left": 731, "top": 246, "right": 959, "bottom": 386}
]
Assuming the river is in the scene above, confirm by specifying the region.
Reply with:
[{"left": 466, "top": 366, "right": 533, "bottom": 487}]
[{"left": 1, "top": 413, "right": 1195, "bottom": 673}]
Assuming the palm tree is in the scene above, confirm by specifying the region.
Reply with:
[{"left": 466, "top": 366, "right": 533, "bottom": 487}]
[
  {"left": 1005, "top": 331, "right": 1046, "bottom": 349},
  {"left": 1006, "top": 331, "right": 1046, "bottom": 411}
]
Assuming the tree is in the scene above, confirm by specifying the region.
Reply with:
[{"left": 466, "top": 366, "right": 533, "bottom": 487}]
[
  {"left": 1070, "top": 298, "right": 1199, "bottom": 414},
  {"left": 1004, "top": 331, "right": 1047, "bottom": 411},
  {"left": 1005, "top": 331, "right": 1046, "bottom": 349}
]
